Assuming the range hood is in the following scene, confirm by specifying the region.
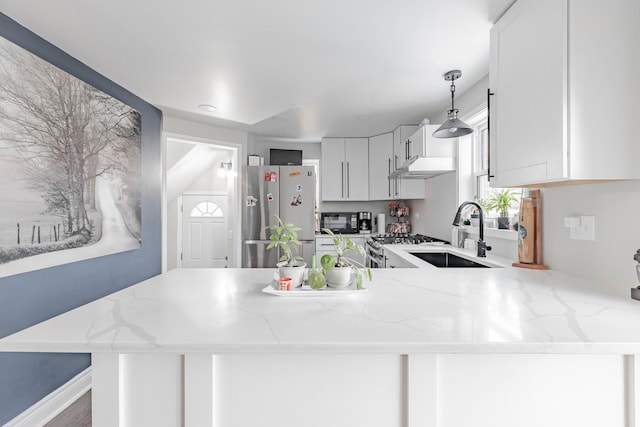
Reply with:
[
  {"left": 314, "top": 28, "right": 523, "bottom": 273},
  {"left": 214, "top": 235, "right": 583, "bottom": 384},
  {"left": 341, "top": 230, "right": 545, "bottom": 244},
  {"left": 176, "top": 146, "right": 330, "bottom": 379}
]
[
  {"left": 389, "top": 155, "right": 455, "bottom": 179},
  {"left": 389, "top": 124, "right": 456, "bottom": 179}
]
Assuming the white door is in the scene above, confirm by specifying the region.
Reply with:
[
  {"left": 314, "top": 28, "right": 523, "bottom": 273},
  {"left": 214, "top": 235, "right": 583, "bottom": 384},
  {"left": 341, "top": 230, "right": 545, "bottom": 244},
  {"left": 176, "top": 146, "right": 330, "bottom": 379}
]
[{"left": 181, "top": 194, "right": 228, "bottom": 268}]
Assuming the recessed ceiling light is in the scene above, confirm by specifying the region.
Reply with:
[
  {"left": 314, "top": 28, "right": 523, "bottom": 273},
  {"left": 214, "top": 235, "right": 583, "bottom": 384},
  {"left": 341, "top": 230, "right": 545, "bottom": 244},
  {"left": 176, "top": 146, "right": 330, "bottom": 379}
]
[{"left": 198, "top": 104, "right": 217, "bottom": 112}]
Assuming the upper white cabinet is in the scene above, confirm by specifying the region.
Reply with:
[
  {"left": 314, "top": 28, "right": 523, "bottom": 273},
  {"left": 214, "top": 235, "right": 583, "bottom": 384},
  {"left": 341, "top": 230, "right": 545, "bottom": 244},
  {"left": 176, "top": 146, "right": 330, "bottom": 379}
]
[
  {"left": 321, "top": 137, "right": 369, "bottom": 201},
  {"left": 368, "top": 133, "right": 394, "bottom": 201},
  {"left": 489, "top": 0, "right": 640, "bottom": 187},
  {"left": 392, "top": 125, "right": 425, "bottom": 199},
  {"left": 393, "top": 125, "right": 418, "bottom": 169}
]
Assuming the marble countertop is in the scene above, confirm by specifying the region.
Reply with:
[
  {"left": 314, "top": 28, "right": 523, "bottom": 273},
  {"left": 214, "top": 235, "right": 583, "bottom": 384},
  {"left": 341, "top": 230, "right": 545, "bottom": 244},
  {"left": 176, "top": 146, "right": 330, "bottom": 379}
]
[{"left": 2, "top": 267, "right": 640, "bottom": 354}]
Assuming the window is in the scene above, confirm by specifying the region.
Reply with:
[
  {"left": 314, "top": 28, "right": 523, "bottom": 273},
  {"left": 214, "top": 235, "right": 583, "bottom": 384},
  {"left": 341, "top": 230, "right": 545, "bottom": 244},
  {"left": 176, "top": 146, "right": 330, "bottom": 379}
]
[
  {"left": 467, "top": 109, "right": 490, "bottom": 201},
  {"left": 190, "top": 201, "right": 224, "bottom": 218},
  {"left": 468, "top": 109, "right": 521, "bottom": 219}
]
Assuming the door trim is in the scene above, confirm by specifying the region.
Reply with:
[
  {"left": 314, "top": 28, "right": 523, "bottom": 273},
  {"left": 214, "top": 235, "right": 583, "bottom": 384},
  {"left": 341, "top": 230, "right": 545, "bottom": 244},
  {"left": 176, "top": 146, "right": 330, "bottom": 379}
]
[{"left": 162, "top": 132, "right": 243, "bottom": 272}]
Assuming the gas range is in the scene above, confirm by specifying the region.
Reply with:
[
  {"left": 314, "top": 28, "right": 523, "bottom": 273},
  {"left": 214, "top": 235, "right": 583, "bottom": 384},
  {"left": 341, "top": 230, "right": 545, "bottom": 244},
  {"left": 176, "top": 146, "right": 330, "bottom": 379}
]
[
  {"left": 367, "top": 233, "right": 449, "bottom": 248},
  {"left": 365, "top": 234, "right": 449, "bottom": 268}
]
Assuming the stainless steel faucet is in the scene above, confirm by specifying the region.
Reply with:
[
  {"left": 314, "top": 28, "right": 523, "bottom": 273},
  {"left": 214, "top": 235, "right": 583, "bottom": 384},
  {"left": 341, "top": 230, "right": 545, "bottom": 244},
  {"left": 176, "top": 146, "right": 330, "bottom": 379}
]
[{"left": 452, "top": 201, "right": 491, "bottom": 257}]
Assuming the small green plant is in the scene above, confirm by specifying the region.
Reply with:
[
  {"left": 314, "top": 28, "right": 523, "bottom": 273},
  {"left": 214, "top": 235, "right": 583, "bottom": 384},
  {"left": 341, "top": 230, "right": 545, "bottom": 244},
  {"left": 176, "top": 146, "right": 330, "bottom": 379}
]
[
  {"left": 308, "top": 255, "right": 326, "bottom": 290},
  {"left": 472, "top": 195, "right": 490, "bottom": 214},
  {"left": 264, "top": 215, "right": 303, "bottom": 266},
  {"left": 486, "top": 189, "right": 519, "bottom": 218},
  {"left": 320, "top": 229, "right": 372, "bottom": 289}
]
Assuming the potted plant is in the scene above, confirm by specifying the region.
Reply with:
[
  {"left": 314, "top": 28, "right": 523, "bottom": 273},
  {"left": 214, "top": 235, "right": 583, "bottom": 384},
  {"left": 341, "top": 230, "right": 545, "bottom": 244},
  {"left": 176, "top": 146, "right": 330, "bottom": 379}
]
[
  {"left": 486, "top": 189, "right": 519, "bottom": 229},
  {"left": 471, "top": 195, "right": 490, "bottom": 227},
  {"left": 264, "top": 215, "right": 306, "bottom": 287},
  {"left": 319, "top": 229, "right": 372, "bottom": 289}
]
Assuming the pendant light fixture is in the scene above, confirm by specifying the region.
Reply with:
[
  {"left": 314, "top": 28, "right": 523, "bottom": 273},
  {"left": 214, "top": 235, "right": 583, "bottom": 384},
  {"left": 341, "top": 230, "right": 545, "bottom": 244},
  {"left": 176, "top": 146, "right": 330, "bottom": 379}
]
[{"left": 432, "top": 70, "right": 474, "bottom": 138}]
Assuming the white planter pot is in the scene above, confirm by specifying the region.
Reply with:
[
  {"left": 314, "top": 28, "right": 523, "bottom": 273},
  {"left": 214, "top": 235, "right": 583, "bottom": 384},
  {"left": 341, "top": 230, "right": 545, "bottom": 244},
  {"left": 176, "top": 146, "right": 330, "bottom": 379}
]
[
  {"left": 277, "top": 261, "right": 307, "bottom": 287},
  {"left": 325, "top": 266, "right": 352, "bottom": 288}
]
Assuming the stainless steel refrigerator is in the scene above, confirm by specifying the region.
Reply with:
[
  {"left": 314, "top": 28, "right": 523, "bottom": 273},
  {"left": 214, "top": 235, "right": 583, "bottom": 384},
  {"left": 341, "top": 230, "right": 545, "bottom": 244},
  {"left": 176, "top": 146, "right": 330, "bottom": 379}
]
[{"left": 242, "top": 165, "right": 316, "bottom": 267}]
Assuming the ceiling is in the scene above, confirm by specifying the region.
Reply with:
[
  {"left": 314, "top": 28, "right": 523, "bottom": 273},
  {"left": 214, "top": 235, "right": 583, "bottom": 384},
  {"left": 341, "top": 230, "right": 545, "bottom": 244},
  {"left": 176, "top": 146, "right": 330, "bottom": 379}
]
[{"left": 0, "top": 0, "right": 516, "bottom": 142}]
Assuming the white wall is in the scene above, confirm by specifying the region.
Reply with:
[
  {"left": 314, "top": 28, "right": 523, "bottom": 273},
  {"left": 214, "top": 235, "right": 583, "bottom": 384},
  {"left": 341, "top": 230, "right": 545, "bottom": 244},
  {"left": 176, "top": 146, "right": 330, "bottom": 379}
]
[
  {"left": 166, "top": 197, "right": 180, "bottom": 270},
  {"left": 541, "top": 181, "right": 640, "bottom": 297},
  {"left": 164, "top": 116, "right": 248, "bottom": 147},
  {"left": 425, "top": 75, "right": 490, "bottom": 124},
  {"left": 408, "top": 173, "right": 457, "bottom": 242}
]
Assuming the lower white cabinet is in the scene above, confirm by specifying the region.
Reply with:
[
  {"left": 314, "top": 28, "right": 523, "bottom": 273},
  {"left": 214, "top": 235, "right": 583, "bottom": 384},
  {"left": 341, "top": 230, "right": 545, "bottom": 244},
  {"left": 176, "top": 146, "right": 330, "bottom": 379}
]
[
  {"left": 315, "top": 235, "right": 365, "bottom": 266},
  {"left": 384, "top": 248, "right": 415, "bottom": 268},
  {"left": 94, "top": 352, "right": 630, "bottom": 427}
]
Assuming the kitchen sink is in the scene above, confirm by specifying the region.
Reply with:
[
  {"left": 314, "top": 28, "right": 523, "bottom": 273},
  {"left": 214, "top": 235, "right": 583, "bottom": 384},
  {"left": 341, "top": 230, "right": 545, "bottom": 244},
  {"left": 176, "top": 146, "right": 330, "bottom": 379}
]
[{"left": 409, "top": 252, "right": 489, "bottom": 268}]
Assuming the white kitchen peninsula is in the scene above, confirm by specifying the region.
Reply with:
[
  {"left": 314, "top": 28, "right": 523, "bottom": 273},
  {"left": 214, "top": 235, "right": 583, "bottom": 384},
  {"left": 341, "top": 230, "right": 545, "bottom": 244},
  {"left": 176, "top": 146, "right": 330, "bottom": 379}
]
[{"left": 2, "top": 267, "right": 640, "bottom": 427}]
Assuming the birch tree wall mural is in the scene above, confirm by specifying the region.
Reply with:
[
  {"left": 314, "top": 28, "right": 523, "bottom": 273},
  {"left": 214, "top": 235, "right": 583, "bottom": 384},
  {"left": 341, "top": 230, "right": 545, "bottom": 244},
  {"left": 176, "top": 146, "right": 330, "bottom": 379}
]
[{"left": 0, "top": 36, "right": 142, "bottom": 278}]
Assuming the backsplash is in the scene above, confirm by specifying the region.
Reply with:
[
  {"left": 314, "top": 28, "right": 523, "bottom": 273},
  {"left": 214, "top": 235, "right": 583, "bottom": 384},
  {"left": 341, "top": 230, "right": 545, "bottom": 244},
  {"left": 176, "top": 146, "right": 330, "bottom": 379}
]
[{"left": 541, "top": 180, "right": 640, "bottom": 297}]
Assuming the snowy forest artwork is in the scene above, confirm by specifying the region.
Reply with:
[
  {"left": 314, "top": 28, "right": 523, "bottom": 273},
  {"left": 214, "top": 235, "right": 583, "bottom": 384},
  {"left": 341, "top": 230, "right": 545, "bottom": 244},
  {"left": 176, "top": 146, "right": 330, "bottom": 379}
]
[{"left": 0, "top": 36, "right": 141, "bottom": 278}]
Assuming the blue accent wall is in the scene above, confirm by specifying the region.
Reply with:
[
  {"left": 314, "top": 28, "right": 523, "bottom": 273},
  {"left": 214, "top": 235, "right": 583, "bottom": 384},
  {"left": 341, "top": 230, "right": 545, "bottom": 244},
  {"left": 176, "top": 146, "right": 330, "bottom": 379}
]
[{"left": 0, "top": 13, "right": 162, "bottom": 424}]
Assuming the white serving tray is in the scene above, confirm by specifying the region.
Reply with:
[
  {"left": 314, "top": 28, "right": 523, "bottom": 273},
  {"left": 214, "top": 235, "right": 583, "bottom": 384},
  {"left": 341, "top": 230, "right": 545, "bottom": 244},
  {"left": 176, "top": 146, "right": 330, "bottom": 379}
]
[{"left": 262, "top": 282, "right": 367, "bottom": 297}]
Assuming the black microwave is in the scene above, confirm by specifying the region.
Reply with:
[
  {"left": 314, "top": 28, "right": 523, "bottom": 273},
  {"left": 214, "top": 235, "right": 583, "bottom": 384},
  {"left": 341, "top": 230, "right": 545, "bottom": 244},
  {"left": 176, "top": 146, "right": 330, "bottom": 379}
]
[{"left": 320, "top": 212, "right": 358, "bottom": 234}]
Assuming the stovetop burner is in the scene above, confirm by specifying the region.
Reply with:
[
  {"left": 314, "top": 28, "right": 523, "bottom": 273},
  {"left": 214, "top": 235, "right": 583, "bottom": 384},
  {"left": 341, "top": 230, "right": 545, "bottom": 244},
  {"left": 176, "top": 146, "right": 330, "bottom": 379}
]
[{"left": 370, "top": 233, "right": 449, "bottom": 245}]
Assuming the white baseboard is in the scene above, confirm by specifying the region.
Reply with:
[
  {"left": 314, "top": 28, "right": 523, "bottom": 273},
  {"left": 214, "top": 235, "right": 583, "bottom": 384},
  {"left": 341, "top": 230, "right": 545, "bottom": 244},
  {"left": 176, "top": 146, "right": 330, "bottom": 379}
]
[{"left": 4, "top": 367, "right": 91, "bottom": 427}]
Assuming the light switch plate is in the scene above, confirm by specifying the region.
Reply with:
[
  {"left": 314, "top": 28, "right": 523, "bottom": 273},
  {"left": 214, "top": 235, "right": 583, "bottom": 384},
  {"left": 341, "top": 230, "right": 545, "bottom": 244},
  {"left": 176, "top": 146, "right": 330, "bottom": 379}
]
[
  {"left": 569, "top": 215, "right": 595, "bottom": 241},
  {"left": 579, "top": 215, "right": 596, "bottom": 241}
]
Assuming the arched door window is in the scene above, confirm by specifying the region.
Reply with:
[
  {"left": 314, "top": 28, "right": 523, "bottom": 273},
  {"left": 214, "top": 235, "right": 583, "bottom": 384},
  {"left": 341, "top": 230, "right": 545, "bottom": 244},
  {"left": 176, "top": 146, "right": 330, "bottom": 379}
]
[{"left": 190, "top": 201, "right": 224, "bottom": 218}]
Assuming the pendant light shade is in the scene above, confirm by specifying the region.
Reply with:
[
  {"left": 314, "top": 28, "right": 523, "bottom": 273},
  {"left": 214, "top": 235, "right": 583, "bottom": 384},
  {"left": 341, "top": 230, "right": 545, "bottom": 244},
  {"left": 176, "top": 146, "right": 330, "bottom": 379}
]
[{"left": 432, "top": 70, "right": 474, "bottom": 139}]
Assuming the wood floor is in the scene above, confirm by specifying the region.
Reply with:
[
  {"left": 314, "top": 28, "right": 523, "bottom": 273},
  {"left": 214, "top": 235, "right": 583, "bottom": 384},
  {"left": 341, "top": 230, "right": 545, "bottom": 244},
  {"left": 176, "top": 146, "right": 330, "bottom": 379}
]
[{"left": 44, "top": 391, "right": 91, "bottom": 427}]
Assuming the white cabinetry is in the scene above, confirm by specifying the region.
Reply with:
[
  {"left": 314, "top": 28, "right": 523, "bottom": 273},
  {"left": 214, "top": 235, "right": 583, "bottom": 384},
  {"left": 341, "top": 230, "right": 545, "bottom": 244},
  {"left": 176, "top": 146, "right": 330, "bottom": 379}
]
[
  {"left": 384, "top": 248, "right": 415, "bottom": 268},
  {"left": 321, "top": 138, "right": 369, "bottom": 201},
  {"left": 315, "top": 235, "right": 337, "bottom": 262},
  {"left": 315, "top": 235, "right": 365, "bottom": 266},
  {"left": 393, "top": 125, "right": 417, "bottom": 169},
  {"left": 408, "top": 125, "right": 453, "bottom": 160},
  {"left": 489, "top": 0, "right": 640, "bottom": 187},
  {"left": 392, "top": 125, "right": 425, "bottom": 199},
  {"left": 368, "top": 133, "right": 394, "bottom": 200}
]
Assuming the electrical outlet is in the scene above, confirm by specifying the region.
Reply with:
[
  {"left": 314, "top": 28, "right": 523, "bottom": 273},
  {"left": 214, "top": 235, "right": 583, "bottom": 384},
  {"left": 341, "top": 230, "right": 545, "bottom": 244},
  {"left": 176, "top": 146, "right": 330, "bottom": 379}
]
[
  {"left": 579, "top": 215, "right": 595, "bottom": 241},
  {"left": 567, "top": 215, "right": 596, "bottom": 241}
]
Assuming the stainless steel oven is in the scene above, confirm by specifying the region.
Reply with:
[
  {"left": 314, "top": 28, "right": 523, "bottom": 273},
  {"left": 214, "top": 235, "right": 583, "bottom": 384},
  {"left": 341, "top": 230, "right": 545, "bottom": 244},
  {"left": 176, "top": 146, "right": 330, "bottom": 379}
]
[
  {"left": 366, "top": 234, "right": 449, "bottom": 268},
  {"left": 365, "top": 238, "right": 385, "bottom": 268}
]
